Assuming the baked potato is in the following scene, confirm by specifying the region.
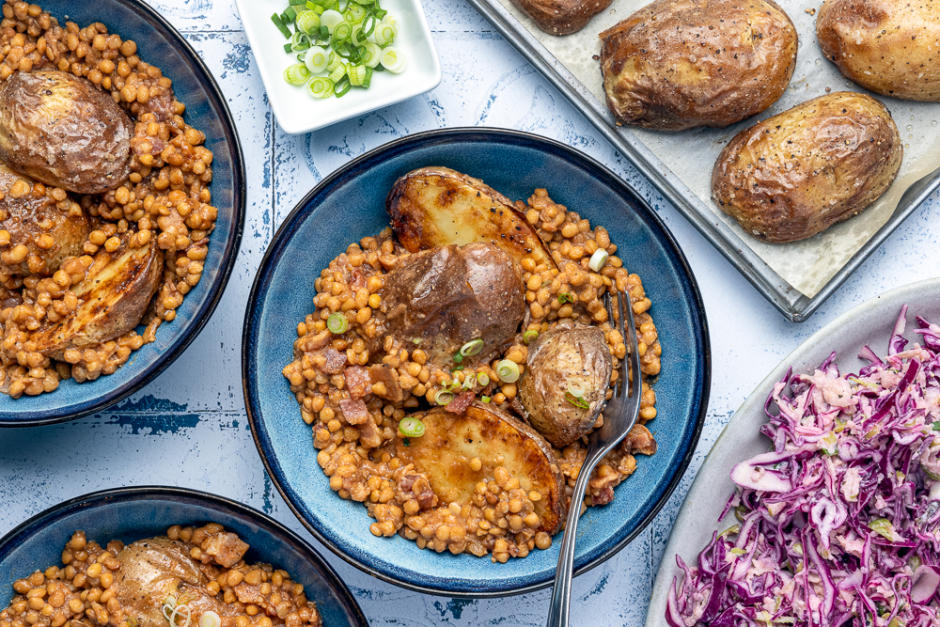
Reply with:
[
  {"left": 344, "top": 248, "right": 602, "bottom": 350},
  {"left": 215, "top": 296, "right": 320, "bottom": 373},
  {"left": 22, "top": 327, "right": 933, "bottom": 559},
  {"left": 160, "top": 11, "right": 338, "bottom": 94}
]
[
  {"left": 0, "top": 70, "right": 133, "bottom": 194},
  {"left": 31, "top": 234, "right": 162, "bottom": 356},
  {"left": 519, "top": 323, "right": 612, "bottom": 448},
  {"left": 0, "top": 163, "right": 89, "bottom": 277},
  {"left": 599, "top": 0, "right": 798, "bottom": 130},
  {"left": 509, "top": 0, "right": 612, "bottom": 35},
  {"left": 389, "top": 402, "right": 567, "bottom": 534},
  {"left": 387, "top": 167, "right": 557, "bottom": 272},
  {"left": 383, "top": 242, "right": 525, "bottom": 372},
  {"left": 817, "top": 0, "right": 940, "bottom": 102},
  {"left": 712, "top": 92, "right": 903, "bottom": 243}
]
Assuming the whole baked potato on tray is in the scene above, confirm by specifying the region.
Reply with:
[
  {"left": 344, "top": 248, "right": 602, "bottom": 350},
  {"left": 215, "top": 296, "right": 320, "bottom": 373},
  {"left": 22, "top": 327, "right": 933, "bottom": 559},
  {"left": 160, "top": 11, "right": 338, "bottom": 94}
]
[{"left": 464, "top": 0, "right": 940, "bottom": 321}]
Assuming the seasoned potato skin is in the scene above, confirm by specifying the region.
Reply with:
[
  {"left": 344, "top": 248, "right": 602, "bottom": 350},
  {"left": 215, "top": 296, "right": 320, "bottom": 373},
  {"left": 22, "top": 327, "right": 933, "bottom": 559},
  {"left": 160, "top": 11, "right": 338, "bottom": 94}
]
[
  {"left": 509, "top": 0, "right": 612, "bottom": 35},
  {"left": 0, "top": 163, "right": 89, "bottom": 277},
  {"left": 389, "top": 403, "right": 567, "bottom": 534},
  {"left": 519, "top": 323, "right": 612, "bottom": 448},
  {"left": 817, "top": 0, "right": 940, "bottom": 102},
  {"left": 387, "top": 166, "right": 557, "bottom": 273},
  {"left": 31, "top": 235, "right": 162, "bottom": 357},
  {"left": 713, "top": 92, "right": 903, "bottom": 243},
  {"left": 0, "top": 70, "right": 132, "bottom": 194},
  {"left": 383, "top": 242, "right": 525, "bottom": 372},
  {"left": 599, "top": 0, "right": 798, "bottom": 130}
]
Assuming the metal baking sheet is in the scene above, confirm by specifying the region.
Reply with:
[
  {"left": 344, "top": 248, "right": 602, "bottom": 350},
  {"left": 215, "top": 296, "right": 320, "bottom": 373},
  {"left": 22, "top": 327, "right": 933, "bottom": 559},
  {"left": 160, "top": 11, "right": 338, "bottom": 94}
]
[{"left": 465, "top": 0, "right": 940, "bottom": 322}]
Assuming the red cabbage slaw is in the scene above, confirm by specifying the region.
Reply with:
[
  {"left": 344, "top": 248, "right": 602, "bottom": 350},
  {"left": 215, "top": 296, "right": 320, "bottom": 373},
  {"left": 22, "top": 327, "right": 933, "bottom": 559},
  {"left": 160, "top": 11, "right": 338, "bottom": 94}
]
[{"left": 666, "top": 306, "right": 940, "bottom": 627}]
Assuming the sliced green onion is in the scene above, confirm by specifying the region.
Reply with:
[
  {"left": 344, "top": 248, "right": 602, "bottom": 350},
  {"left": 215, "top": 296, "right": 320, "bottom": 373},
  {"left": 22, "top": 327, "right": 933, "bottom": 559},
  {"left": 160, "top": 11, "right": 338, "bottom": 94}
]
[
  {"left": 588, "top": 248, "right": 609, "bottom": 272},
  {"left": 328, "top": 62, "right": 347, "bottom": 83},
  {"left": 380, "top": 46, "right": 405, "bottom": 73},
  {"left": 481, "top": 396, "right": 491, "bottom": 403},
  {"left": 451, "top": 364, "right": 464, "bottom": 372},
  {"left": 347, "top": 63, "right": 368, "bottom": 86},
  {"left": 326, "top": 52, "right": 344, "bottom": 72},
  {"left": 296, "top": 10, "right": 322, "bottom": 35},
  {"left": 496, "top": 359, "right": 520, "bottom": 383},
  {"left": 282, "top": 7, "right": 298, "bottom": 22},
  {"left": 271, "top": 13, "right": 292, "bottom": 38},
  {"left": 565, "top": 391, "right": 590, "bottom": 409},
  {"left": 306, "top": 1, "right": 325, "bottom": 13},
  {"left": 558, "top": 292, "right": 574, "bottom": 304},
  {"left": 290, "top": 0, "right": 307, "bottom": 5},
  {"left": 374, "top": 22, "right": 396, "bottom": 47},
  {"left": 567, "top": 380, "right": 588, "bottom": 398},
  {"left": 290, "top": 31, "right": 311, "bottom": 51},
  {"left": 459, "top": 339, "right": 484, "bottom": 357},
  {"left": 462, "top": 374, "right": 475, "bottom": 390},
  {"left": 434, "top": 390, "right": 454, "bottom": 406},
  {"left": 344, "top": 4, "right": 366, "bottom": 23},
  {"left": 523, "top": 330, "right": 538, "bottom": 345},
  {"left": 334, "top": 77, "right": 352, "bottom": 97},
  {"left": 326, "top": 311, "right": 348, "bottom": 333},
  {"left": 360, "top": 41, "right": 382, "bottom": 68},
  {"left": 359, "top": 13, "right": 377, "bottom": 38},
  {"left": 284, "top": 42, "right": 295, "bottom": 53},
  {"left": 332, "top": 21, "right": 353, "bottom": 44},
  {"left": 283, "top": 63, "right": 311, "bottom": 86},
  {"left": 453, "top": 353, "right": 463, "bottom": 364},
  {"left": 477, "top": 373, "right": 490, "bottom": 387},
  {"left": 361, "top": 66, "right": 373, "bottom": 88},
  {"left": 398, "top": 417, "right": 425, "bottom": 438},
  {"left": 199, "top": 613, "right": 221, "bottom": 627},
  {"left": 304, "top": 46, "right": 329, "bottom": 74},
  {"left": 320, "top": 9, "right": 344, "bottom": 31}
]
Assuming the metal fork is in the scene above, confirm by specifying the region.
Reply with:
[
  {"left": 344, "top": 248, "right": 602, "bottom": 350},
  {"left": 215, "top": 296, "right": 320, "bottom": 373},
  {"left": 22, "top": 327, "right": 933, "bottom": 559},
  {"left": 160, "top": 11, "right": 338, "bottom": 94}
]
[{"left": 545, "top": 289, "right": 643, "bottom": 627}]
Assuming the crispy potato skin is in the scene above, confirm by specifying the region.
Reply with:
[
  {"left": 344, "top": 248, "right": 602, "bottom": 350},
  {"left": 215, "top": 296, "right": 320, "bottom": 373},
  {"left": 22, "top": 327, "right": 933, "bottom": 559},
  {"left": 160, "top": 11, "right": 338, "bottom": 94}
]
[
  {"left": 383, "top": 242, "right": 525, "bottom": 372},
  {"left": 519, "top": 323, "right": 612, "bottom": 448},
  {"left": 509, "top": 0, "right": 612, "bottom": 35},
  {"left": 599, "top": 0, "right": 798, "bottom": 130},
  {"left": 389, "top": 403, "right": 567, "bottom": 534},
  {"left": 386, "top": 166, "right": 557, "bottom": 272},
  {"left": 31, "top": 236, "right": 162, "bottom": 356},
  {"left": 0, "top": 70, "right": 132, "bottom": 194},
  {"left": 712, "top": 92, "right": 903, "bottom": 243},
  {"left": 0, "top": 163, "right": 89, "bottom": 276},
  {"left": 817, "top": 0, "right": 940, "bottom": 102}
]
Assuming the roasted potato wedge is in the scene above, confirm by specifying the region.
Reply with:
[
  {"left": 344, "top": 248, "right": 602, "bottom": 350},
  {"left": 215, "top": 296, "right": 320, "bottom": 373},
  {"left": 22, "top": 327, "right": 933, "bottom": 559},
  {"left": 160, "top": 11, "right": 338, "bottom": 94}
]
[
  {"left": 32, "top": 235, "right": 162, "bottom": 356},
  {"left": 509, "top": 0, "right": 612, "bottom": 35},
  {"left": 390, "top": 403, "right": 566, "bottom": 534},
  {"left": 0, "top": 70, "right": 132, "bottom": 194},
  {"left": 817, "top": 0, "right": 940, "bottom": 102},
  {"left": 386, "top": 167, "right": 557, "bottom": 272},
  {"left": 383, "top": 243, "right": 525, "bottom": 373},
  {"left": 599, "top": 0, "right": 798, "bottom": 130},
  {"left": 0, "top": 163, "right": 89, "bottom": 277},
  {"left": 519, "top": 323, "right": 612, "bottom": 448},
  {"left": 712, "top": 92, "right": 903, "bottom": 243}
]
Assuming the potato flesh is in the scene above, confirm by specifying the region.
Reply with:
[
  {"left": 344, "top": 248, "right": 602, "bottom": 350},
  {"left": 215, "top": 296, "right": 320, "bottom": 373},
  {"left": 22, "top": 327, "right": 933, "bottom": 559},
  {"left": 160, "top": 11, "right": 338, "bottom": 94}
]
[
  {"left": 386, "top": 167, "right": 557, "bottom": 272},
  {"left": 389, "top": 404, "right": 566, "bottom": 534}
]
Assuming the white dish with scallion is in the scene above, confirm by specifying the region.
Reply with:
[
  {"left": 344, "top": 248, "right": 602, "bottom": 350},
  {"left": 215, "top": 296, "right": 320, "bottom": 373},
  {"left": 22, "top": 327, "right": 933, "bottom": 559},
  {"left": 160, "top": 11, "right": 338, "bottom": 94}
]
[{"left": 234, "top": 0, "right": 441, "bottom": 134}]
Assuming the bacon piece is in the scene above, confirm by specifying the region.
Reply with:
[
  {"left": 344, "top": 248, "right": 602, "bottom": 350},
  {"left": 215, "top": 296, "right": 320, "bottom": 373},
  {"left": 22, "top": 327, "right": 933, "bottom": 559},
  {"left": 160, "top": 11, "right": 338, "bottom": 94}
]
[
  {"left": 368, "top": 364, "right": 403, "bottom": 402},
  {"left": 320, "top": 348, "right": 347, "bottom": 374},
  {"left": 445, "top": 391, "right": 475, "bottom": 414},
  {"left": 398, "top": 471, "right": 437, "bottom": 510},
  {"left": 339, "top": 398, "right": 370, "bottom": 425},
  {"left": 301, "top": 330, "right": 331, "bottom": 352},
  {"left": 344, "top": 366, "right": 372, "bottom": 399},
  {"left": 349, "top": 267, "right": 366, "bottom": 291},
  {"left": 623, "top": 424, "right": 657, "bottom": 456},
  {"left": 202, "top": 532, "right": 249, "bottom": 568},
  {"left": 358, "top": 417, "right": 383, "bottom": 449}
]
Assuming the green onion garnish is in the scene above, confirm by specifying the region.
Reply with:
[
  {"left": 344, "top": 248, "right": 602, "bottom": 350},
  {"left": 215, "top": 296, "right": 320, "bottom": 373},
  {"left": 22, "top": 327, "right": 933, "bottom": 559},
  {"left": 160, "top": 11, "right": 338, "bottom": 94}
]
[
  {"left": 588, "top": 249, "right": 609, "bottom": 272},
  {"left": 459, "top": 339, "right": 484, "bottom": 357},
  {"left": 296, "top": 10, "right": 321, "bottom": 35},
  {"left": 334, "top": 77, "right": 352, "bottom": 97},
  {"left": 328, "top": 62, "right": 347, "bottom": 83},
  {"left": 477, "top": 373, "right": 490, "bottom": 387},
  {"left": 305, "top": 46, "right": 329, "bottom": 74},
  {"left": 398, "top": 417, "right": 425, "bottom": 438},
  {"left": 282, "top": 7, "right": 298, "bottom": 22},
  {"left": 565, "top": 392, "right": 590, "bottom": 409},
  {"left": 283, "top": 63, "right": 311, "bottom": 86},
  {"left": 380, "top": 46, "right": 406, "bottom": 73},
  {"left": 344, "top": 4, "right": 366, "bottom": 23},
  {"left": 326, "top": 312, "right": 348, "bottom": 334},
  {"left": 523, "top": 330, "right": 538, "bottom": 344},
  {"left": 453, "top": 353, "right": 463, "bottom": 364},
  {"left": 434, "top": 390, "right": 454, "bottom": 406},
  {"left": 271, "top": 13, "right": 292, "bottom": 38},
  {"left": 462, "top": 374, "right": 475, "bottom": 390},
  {"left": 496, "top": 359, "right": 520, "bottom": 383},
  {"left": 481, "top": 396, "right": 491, "bottom": 403},
  {"left": 558, "top": 293, "right": 574, "bottom": 304}
]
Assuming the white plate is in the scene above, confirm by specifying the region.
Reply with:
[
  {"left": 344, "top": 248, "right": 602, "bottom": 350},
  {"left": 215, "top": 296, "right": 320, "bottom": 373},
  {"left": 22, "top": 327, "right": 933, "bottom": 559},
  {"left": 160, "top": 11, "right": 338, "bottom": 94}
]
[
  {"left": 645, "top": 277, "right": 940, "bottom": 627},
  {"left": 233, "top": 0, "right": 441, "bottom": 135}
]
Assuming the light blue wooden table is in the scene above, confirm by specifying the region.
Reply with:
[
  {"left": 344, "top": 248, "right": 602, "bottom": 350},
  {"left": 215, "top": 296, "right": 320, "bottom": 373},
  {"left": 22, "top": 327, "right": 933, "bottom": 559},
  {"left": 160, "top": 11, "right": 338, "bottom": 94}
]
[{"left": 2, "top": 1, "right": 939, "bottom": 624}]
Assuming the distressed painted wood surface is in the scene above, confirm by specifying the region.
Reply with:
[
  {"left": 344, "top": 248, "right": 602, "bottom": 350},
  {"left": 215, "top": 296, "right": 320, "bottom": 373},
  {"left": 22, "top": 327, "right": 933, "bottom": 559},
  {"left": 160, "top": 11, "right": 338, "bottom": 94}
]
[{"left": 1, "top": 1, "right": 939, "bottom": 624}]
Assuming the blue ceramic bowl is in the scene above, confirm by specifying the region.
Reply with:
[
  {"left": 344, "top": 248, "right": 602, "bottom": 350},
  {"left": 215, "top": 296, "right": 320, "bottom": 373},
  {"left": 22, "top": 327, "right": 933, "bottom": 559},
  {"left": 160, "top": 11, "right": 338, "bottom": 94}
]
[
  {"left": 0, "top": 0, "right": 245, "bottom": 427},
  {"left": 243, "top": 128, "right": 710, "bottom": 597},
  {"left": 0, "top": 487, "right": 368, "bottom": 627}
]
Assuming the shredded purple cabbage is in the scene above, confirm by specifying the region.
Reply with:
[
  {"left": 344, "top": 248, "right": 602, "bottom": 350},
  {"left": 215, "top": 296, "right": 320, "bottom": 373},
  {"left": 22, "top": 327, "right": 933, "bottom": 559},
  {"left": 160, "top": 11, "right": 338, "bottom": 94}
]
[{"left": 667, "top": 306, "right": 940, "bottom": 626}]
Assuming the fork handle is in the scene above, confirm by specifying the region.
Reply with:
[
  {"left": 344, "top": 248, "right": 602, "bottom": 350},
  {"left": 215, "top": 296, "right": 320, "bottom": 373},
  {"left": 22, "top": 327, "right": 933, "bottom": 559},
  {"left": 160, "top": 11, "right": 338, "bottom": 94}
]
[{"left": 545, "top": 448, "right": 605, "bottom": 627}]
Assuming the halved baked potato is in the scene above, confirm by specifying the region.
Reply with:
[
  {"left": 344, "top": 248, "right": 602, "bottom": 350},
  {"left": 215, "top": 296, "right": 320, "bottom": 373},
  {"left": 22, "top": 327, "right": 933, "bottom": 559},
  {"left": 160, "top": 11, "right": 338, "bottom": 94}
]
[
  {"left": 712, "top": 92, "right": 903, "bottom": 243},
  {"left": 390, "top": 402, "right": 566, "bottom": 534},
  {"left": 817, "top": 0, "right": 940, "bottom": 102},
  {"left": 32, "top": 235, "right": 162, "bottom": 356},
  {"left": 509, "top": 0, "right": 612, "bottom": 35},
  {"left": 386, "top": 167, "right": 557, "bottom": 272},
  {"left": 0, "top": 70, "right": 133, "bottom": 194}
]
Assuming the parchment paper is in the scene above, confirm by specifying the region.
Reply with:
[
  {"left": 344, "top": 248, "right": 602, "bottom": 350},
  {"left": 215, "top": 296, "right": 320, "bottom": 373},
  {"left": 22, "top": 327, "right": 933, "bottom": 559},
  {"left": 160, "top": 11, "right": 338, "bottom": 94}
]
[{"left": 493, "top": 0, "right": 940, "bottom": 298}]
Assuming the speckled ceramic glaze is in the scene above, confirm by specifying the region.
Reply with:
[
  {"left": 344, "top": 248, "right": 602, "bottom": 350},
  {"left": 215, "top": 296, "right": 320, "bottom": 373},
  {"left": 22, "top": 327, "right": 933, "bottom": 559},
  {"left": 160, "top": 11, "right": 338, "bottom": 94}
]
[
  {"left": 0, "top": 487, "right": 368, "bottom": 627},
  {"left": 0, "top": 0, "right": 245, "bottom": 427},
  {"left": 242, "top": 128, "right": 711, "bottom": 596},
  {"left": 646, "top": 278, "right": 940, "bottom": 627}
]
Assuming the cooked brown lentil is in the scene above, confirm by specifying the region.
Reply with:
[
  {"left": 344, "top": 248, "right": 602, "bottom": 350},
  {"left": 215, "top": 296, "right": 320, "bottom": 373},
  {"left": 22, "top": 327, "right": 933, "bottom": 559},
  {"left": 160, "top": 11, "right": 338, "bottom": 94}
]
[
  {"left": 0, "top": 525, "right": 322, "bottom": 627},
  {"left": 0, "top": 1, "right": 217, "bottom": 398},
  {"left": 283, "top": 188, "right": 662, "bottom": 561}
]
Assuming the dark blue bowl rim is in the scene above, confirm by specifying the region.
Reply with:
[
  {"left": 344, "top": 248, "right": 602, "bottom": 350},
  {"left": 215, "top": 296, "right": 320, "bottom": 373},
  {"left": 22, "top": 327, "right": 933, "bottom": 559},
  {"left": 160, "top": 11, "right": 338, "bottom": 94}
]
[
  {"left": 0, "top": 486, "right": 369, "bottom": 627},
  {"left": 0, "top": 0, "right": 247, "bottom": 428},
  {"left": 242, "top": 127, "right": 711, "bottom": 598}
]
